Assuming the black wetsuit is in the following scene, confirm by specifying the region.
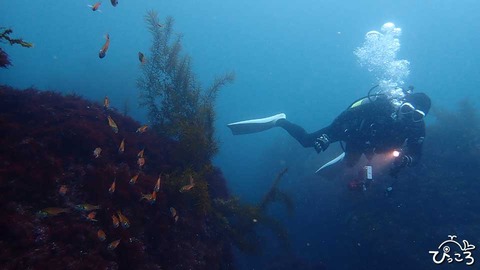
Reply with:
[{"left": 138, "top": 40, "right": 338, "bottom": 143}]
[{"left": 276, "top": 97, "right": 426, "bottom": 167}]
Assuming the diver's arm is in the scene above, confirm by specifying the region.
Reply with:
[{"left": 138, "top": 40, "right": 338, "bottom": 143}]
[
  {"left": 390, "top": 124, "right": 425, "bottom": 177},
  {"left": 403, "top": 138, "right": 424, "bottom": 166},
  {"left": 402, "top": 123, "right": 426, "bottom": 166}
]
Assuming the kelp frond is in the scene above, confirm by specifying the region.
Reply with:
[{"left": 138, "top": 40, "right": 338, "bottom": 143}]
[
  {"left": 259, "top": 168, "right": 293, "bottom": 215},
  {"left": 137, "top": 11, "right": 234, "bottom": 168},
  {"left": 0, "top": 27, "right": 33, "bottom": 68}
]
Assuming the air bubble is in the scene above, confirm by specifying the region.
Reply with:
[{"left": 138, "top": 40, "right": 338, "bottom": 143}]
[{"left": 354, "top": 22, "right": 410, "bottom": 101}]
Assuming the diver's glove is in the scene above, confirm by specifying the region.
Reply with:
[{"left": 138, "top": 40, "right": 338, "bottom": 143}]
[
  {"left": 389, "top": 154, "right": 413, "bottom": 178},
  {"left": 314, "top": 134, "right": 330, "bottom": 153}
]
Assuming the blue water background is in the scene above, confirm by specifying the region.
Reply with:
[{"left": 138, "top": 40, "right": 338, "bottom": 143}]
[{"left": 1, "top": 0, "right": 480, "bottom": 269}]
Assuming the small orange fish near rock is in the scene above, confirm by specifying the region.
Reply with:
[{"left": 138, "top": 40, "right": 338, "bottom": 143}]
[
  {"left": 137, "top": 157, "right": 145, "bottom": 168},
  {"left": 179, "top": 175, "right": 195, "bottom": 193},
  {"left": 112, "top": 214, "right": 120, "bottom": 228},
  {"left": 140, "top": 191, "right": 156, "bottom": 204},
  {"left": 59, "top": 185, "right": 68, "bottom": 196},
  {"left": 117, "top": 211, "right": 130, "bottom": 228},
  {"left": 179, "top": 184, "right": 194, "bottom": 193},
  {"left": 86, "top": 211, "right": 98, "bottom": 222},
  {"left": 129, "top": 174, "right": 139, "bottom": 185},
  {"left": 137, "top": 149, "right": 145, "bottom": 158},
  {"left": 118, "top": 138, "right": 125, "bottom": 154},
  {"left": 109, "top": 179, "right": 116, "bottom": 194},
  {"left": 93, "top": 147, "right": 102, "bottom": 158},
  {"left": 108, "top": 239, "right": 121, "bottom": 250},
  {"left": 107, "top": 115, "right": 118, "bottom": 134},
  {"left": 154, "top": 174, "right": 161, "bottom": 192},
  {"left": 136, "top": 125, "right": 148, "bottom": 133},
  {"left": 97, "top": 229, "right": 106, "bottom": 241}
]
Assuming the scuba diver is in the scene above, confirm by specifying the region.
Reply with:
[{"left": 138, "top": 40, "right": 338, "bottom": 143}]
[{"left": 227, "top": 88, "right": 431, "bottom": 180}]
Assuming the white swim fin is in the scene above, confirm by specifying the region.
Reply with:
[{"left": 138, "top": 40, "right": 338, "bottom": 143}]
[
  {"left": 315, "top": 152, "right": 345, "bottom": 174},
  {"left": 227, "top": 113, "right": 286, "bottom": 135}
]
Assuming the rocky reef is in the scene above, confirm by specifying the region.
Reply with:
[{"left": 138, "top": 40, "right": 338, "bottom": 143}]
[{"left": 0, "top": 85, "right": 233, "bottom": 270}]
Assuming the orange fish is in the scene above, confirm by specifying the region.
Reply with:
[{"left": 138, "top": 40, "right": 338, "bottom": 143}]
[
  {"left": 107, "top": 115, "right": 118, "bottom": 133},
  {"left": 154, "top": 175, "right": 161, "bottom": 192},
  {"left": 108, "top": 239, "right": 121, "bottom": 250},
  {"left": 118, "top": 139, "right": 125, "bottom": 154},
  {"left": 138, "top": 52, "right": 146, "bottom": 64},
  {"left": 112, "top": 214, "right": 120, "bottom": 228},
  {"left": 99, "top": 34, "right": 110, "bottom": 59},
  {"left": 137, "top": 149, "right": 145, "bottom": 158},
  {"left": 140, "top": 191, "right": 156, "bottom": 204},
  {"left": 179, "top": 175, "right": 195, "bottom": 193},
  {"left": 109, "top": 179, "right": 116, "bottom": 194},
  {"left": 129, "top": 174, "right": 139, "bottom": 185},
  {"left": 179, "top": 184, "right": 194, "bottom": 193},
  {"left": 88, "top": 2, "right": 102, "bottom": 11},
  {"left": 117, "top": 211, "right": 130, "bottom": 228},
  {"left": 97, "top": 229, "right": 106, "bottom": 241},
  {"left": 137, "top": 157, "right": 145, "bottom": 168},
  {"left": 59, "top": 185, "right": 68, "bottom": 196},
  {"left": 93, "top": 147, "right": 102, "bottom": 158},
  {"left": 104, "top": 96, "right": 109, "bottom": 109},
  {"left": 86, "top": 211, "right": 98, "bottom": 222},
  {"left": 136, "top": 125, "right": 148, "bottom": 133}
]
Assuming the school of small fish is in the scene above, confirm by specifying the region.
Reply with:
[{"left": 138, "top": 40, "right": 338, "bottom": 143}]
[
  {"left": 38, "top": 93, "right": 200, "bottom": 253},
  {"left": 34, "top": 6, "right": 197, "bottom": 252}
]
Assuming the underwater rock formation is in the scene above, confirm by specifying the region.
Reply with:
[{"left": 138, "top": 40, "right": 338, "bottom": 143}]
[
  {"left": 0, "top": 85, "right": 234, "bottom": 270},
  {"left": 0, "top": 47, "right": 10, "bottom": 68}
]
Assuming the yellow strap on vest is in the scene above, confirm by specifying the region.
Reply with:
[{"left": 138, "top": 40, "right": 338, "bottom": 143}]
[{"left": 350, "top": 99, "right": 365, "bottom": 108}]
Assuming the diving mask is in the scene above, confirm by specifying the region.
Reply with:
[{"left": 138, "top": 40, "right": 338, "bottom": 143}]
[{"left": 399, "top": 102, "right": 425, "bottom": 122}]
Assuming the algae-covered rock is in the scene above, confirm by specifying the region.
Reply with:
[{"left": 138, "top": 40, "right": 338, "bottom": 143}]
[{"left": 0, "top": 85, "right": 233, "bottom": 270}]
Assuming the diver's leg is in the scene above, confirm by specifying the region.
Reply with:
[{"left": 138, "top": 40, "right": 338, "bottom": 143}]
[{"left": 276, "top": 119, "right": 334, "bottom": 149}]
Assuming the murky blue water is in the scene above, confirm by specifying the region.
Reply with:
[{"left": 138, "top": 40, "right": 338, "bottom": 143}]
[{"left": 1, "top": 0, "right": 480, "bottom": 269}]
